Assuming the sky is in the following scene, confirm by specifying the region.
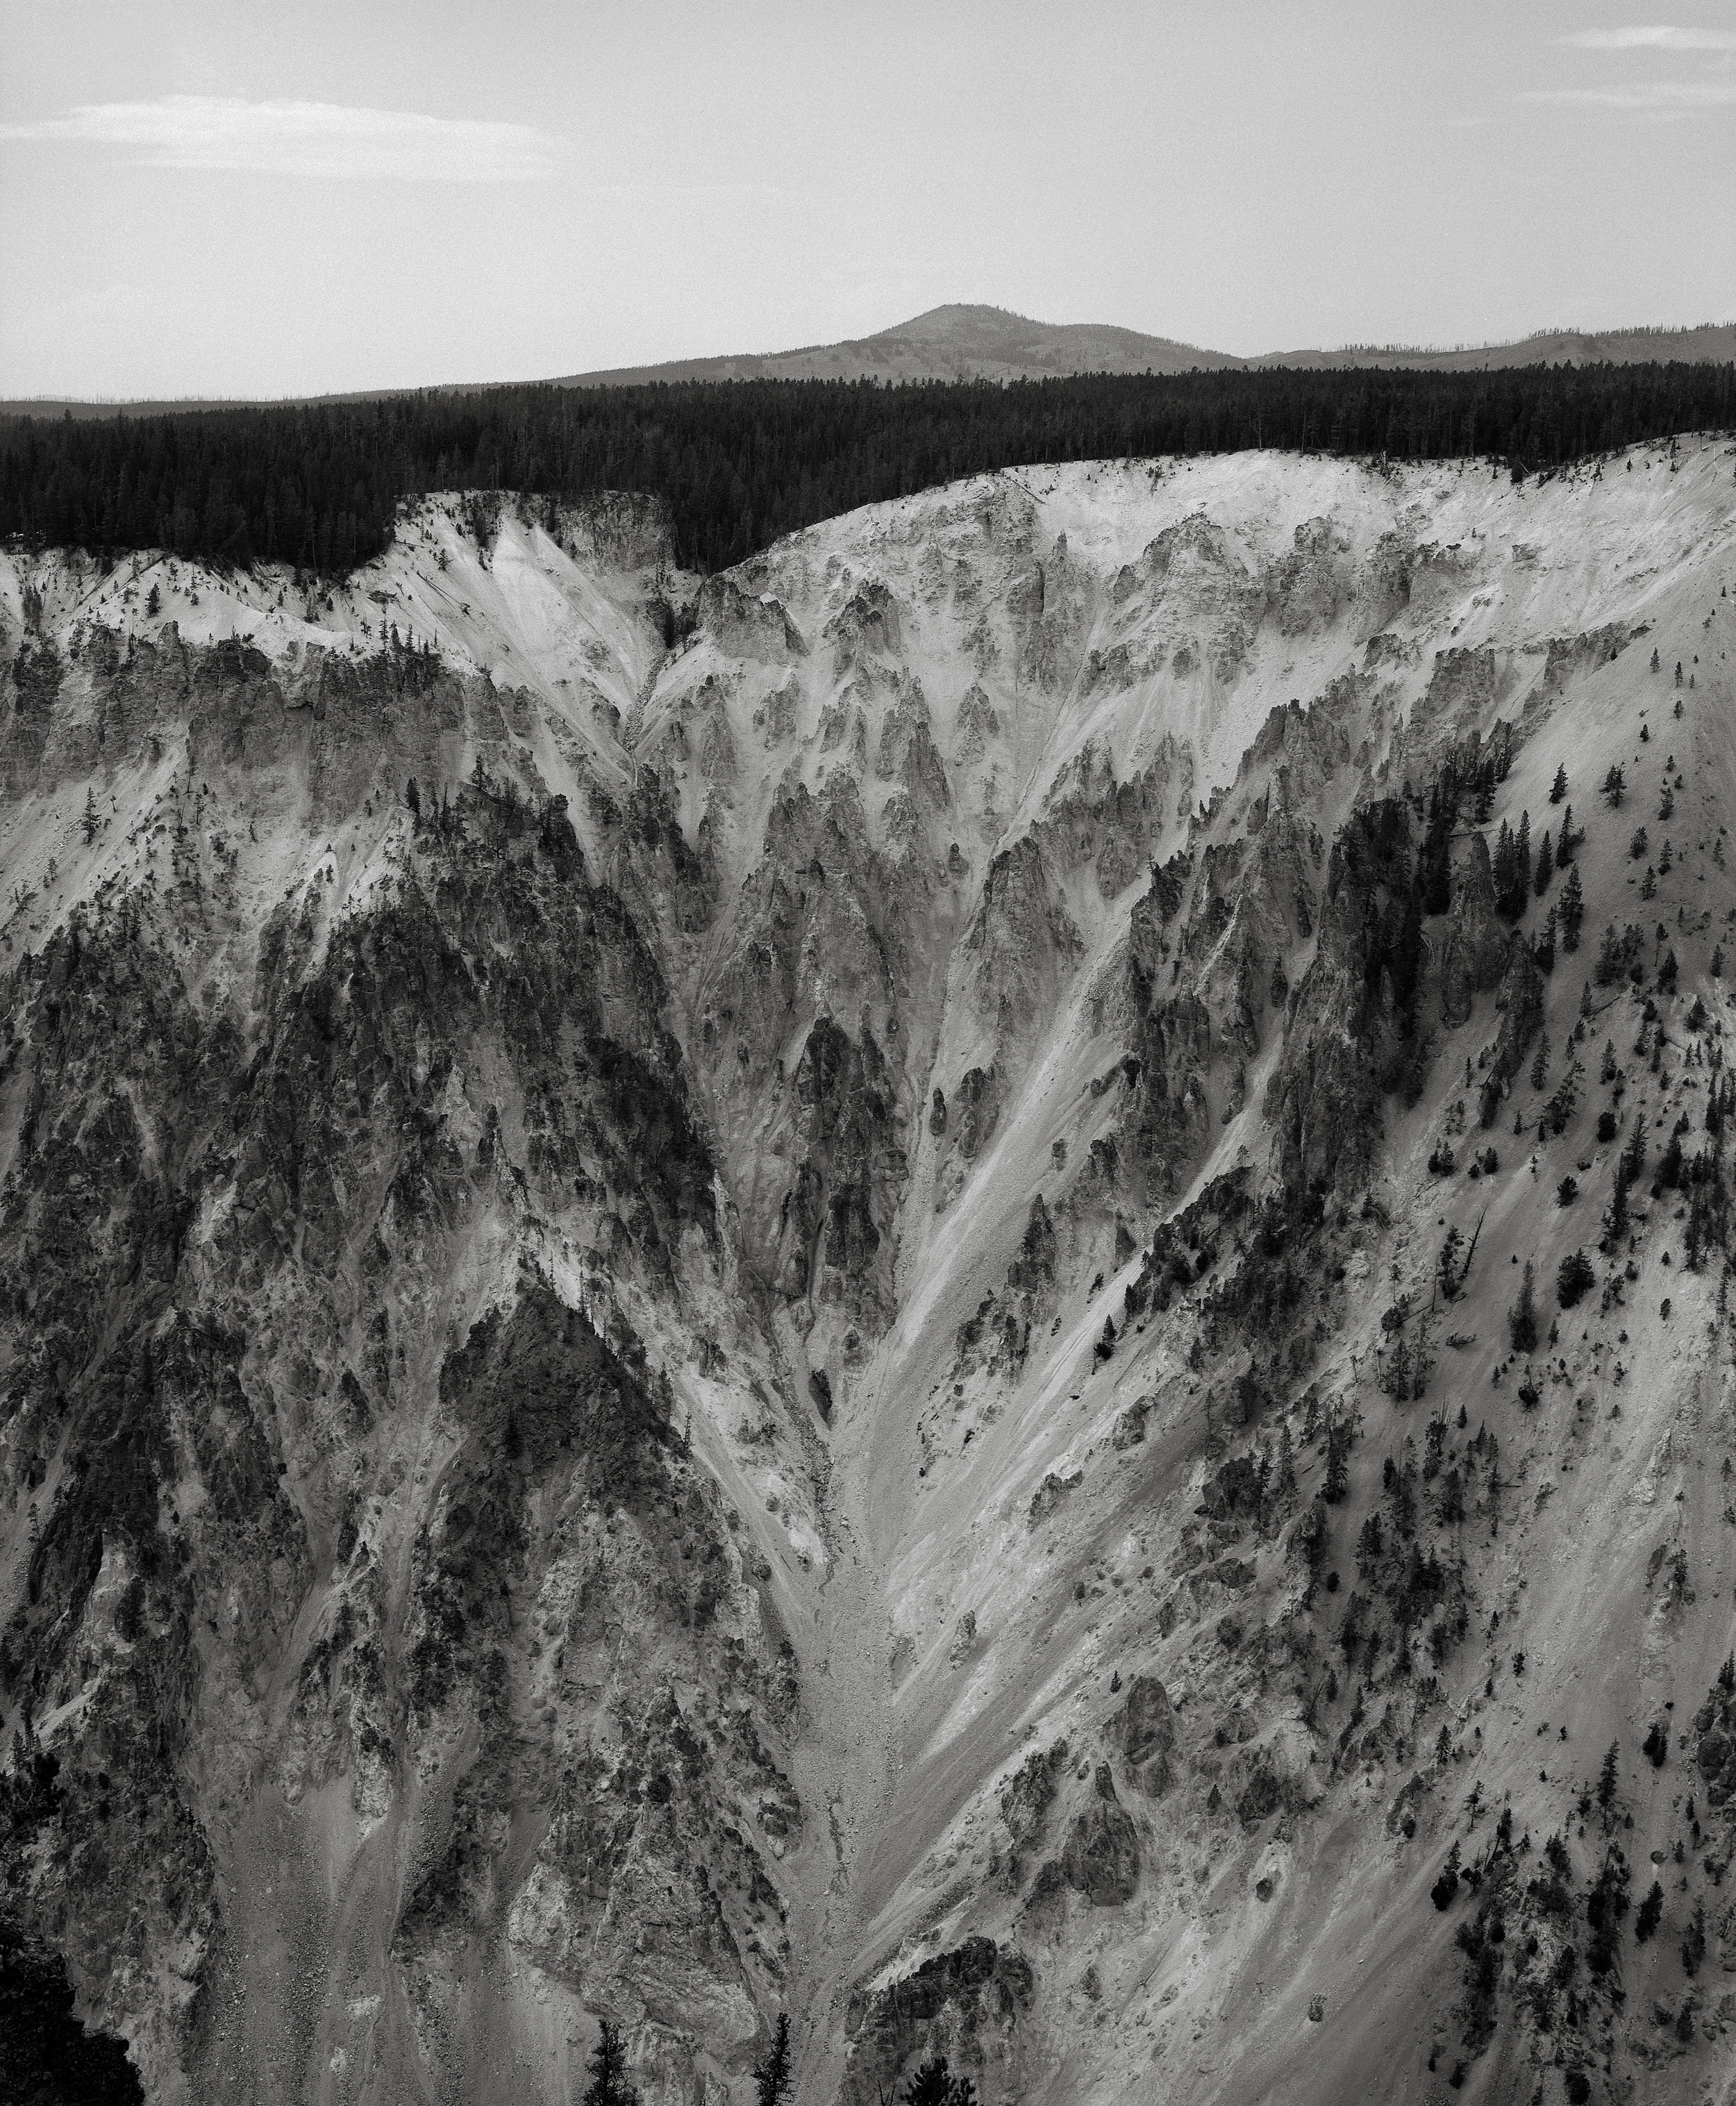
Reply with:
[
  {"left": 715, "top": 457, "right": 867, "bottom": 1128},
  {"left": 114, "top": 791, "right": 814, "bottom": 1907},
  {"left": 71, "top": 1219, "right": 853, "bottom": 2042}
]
[{"left": 0, "top": 1, "right": 1732, "bottom": 399}]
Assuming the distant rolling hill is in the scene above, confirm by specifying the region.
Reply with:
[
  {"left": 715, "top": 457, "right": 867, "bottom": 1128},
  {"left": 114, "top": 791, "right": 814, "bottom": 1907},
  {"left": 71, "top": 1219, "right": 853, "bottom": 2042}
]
[
  {"left": 3, "top": 305, "right": 1731, "bottom": 419},
  {"left": 1247, "top": 321, "right": 1736, "bottom": 371},
  {"left": 551, "top": 306, "right": 1736, "bottom": 386},
  {"left": 549, "top": 303, "right": 1230, "bottom": 385}
]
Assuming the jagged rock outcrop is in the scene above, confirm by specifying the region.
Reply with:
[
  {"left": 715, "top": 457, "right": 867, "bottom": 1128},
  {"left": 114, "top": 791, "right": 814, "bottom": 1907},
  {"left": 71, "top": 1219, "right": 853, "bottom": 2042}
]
[
  {"left": 1059, "top": 1765, "right": 1141, "bottom": 1904},
  {"left": 1267, "top": 800, "right": 1419, "bottom": 1195},
  {"left": 840, "top": 1938, "right": 1034, "bottom": 2106},
  {"left": 1105, "top": 1674, "right": 1176, "bottom": 1796},
  {"left": 965, "top": 833, "right": 1083, "bottom": 1046},
  {"left": 769, "top": 1016, "right": 902, "bottom": 1317},
  {"left": 698, "top": 575, "right": 808, "bottom": 663},
  {"left": 1439, "top": 829, "right": 1510, "bottom": 1026}
]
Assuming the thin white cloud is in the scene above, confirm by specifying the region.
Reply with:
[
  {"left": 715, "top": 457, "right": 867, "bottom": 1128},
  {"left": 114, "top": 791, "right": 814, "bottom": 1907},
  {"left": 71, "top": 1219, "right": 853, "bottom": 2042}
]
[
  {"left": 1522, "top": 76, "right": 1736, "bottom": 106},
  {"left": 1558, "top": 25, "right": 1736, "bottom": 50},
  {"left": 0, "top": 95, "right": 561, "bottom": 181}
]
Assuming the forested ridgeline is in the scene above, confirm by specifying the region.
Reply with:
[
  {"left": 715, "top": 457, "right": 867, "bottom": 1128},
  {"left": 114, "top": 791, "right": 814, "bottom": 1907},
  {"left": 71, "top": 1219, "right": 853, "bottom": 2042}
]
[{"left": 2, "top": 362, "right": 1732, "bottom": 577}]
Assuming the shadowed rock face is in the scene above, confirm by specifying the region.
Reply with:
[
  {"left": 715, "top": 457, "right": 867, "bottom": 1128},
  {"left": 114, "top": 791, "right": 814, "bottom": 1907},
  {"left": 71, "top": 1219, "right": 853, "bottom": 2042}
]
[
  {"left": 1, "top": 453, "right": 1733, "bottom": 2106},
  {"left": 0, "top": 1919, "right": 144, "bottom": 2104}
]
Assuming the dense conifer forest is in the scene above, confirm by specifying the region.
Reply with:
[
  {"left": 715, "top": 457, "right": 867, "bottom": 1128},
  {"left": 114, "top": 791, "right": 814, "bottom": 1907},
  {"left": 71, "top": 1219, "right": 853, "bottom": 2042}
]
[{"left": 1, "top": 362, "right": 1731, "bottom": 577}]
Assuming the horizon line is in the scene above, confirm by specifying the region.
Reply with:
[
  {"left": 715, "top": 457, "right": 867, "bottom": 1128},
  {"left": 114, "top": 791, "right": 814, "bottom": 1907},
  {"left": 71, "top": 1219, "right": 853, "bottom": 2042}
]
[{"left": 5, "top": 313, "right": 1734, "bottom": 410}]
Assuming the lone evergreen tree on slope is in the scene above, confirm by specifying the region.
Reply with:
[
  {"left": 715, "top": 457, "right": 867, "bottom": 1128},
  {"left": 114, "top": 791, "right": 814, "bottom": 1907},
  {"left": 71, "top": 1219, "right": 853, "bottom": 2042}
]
[
  {"left": 753, "top": 2014, "right": 793, "bottom": 2106},
  {"left": 582, "top": 2021, "right": 640, "bottom": 2106}
]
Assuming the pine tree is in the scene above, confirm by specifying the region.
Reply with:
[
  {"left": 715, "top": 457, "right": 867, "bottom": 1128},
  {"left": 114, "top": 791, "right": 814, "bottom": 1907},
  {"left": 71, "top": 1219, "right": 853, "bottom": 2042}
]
[
  {"left": 147, "top": 582, "right": 160, "bottom": 616},
  {"left": 1621, "top": 1110, "right": 1647, "bottom": 1185},
  {"left": 581, "top": 2021, "right": 641, "bottom": 2106},
  {"left": 1419, "top": 807, "right": 1453, "bottom": 914},
  {"left": 1597, "top": 1739, "right": 1620, "bottom": 1811},
  {"left": 1394, "top": 880, "right": 1424, "bottom": 1018},
  {"left": 1635, "top": 1878, "right": 1663, "bottom": 1941},
  {"left": 1515, "top": 809, "right": 1531, "bottom": 899},
  {"left": 1556, "top": 1249, "right": 1594, "bottom": 1307},
  {"left": 1533, "top": 826, "right": 1553, "bottom": 895},
  {"left": 1559, "top": 865, "right": 1584, "bottom": 950},
  {"left": 1492, "top": 819, "right": 1516, "bottom": 916},
  {"left": 1602, "top": 764, "right": 1625, "bottom": 808},
  {"left": 1509, "top": 1261, "right": 1537, "bottom": 1353},
  {"left": 1324, "top": 1405, "right": 1352, "bottom": 1501},
  {"left": 753, "top": 2015, "right": 794, "bottom": 2106},
  {"left": 1608, "top": 1158, "right": 1630, "bottom": 1242},
  {"left": 902, "top": 2055, "right": 976, "bottom": 2106},
  {"left": 1549, "top": 762, "right": 1568, "bottom": 803},
  {"left": 1682, "top": 1898, "right": 1706, "bottom": 1975},
  {"left": 81, "top": 789, "right": 99, "bottom": 845},
  {"left": 1534, "top": 907, "right": 1556, "bottom": 975}
]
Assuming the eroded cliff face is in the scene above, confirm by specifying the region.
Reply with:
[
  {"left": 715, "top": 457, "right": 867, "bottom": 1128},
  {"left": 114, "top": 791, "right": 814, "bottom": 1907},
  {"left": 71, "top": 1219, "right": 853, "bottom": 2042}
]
[{"left": 1, "top": 449, "right": 1735, "bottom": 2106}]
